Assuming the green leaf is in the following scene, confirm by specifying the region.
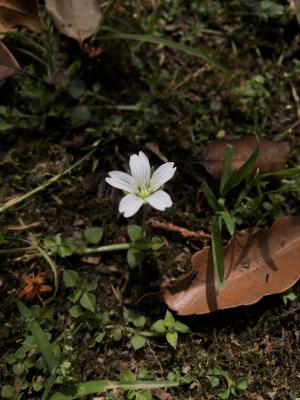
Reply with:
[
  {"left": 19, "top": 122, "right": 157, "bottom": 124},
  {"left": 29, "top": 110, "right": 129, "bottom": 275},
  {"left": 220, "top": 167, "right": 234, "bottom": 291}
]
[
  {"left": 63, "top": 269, "right": 79, "bottom": 287},
  {"left": 127, "top": 248, "right": 144, "bottom": 268},
  {"left": 32, "top": 381, "right": 44, "bottom": 392},
  {"left": 128, "top": 225, "right": 143, "bottom": 241},
  {"left": 13, "top": 362, "right": 25, "bottom": 376},
  {"left": 69, "top": 305, "right": 83, "bottom": 318},
  {"left": 174, "top": 321, "right": 189, "bottom": 334},
  {"left": 15, "top": 347, "right": 26, "bottom": 360},
  {"left": 236, "top": 377, "right": 248, "bottom": 391},
  {"left": 151, "top": 319, "right": 166, "bottom": 334},
  {"left": 211, "top": 219, "right": 225, "bottom": 289},
  {"left": 98, "top": 29, "right": 227, "bottom": 72},
  {"left": 164, "top": 311, "right": 176, "bottom": 329},
  {"left": 84, "top": 227, "right": 104, "bottom": 244},
  {"left": 151, "top": 237, "right": 164, "bottom": 250},
  {"left": 208, "top": 376, "right": 220, "bottom": 388},
  {"left": 201, "top": 180, "right": 223, "bottom": 212},
  {"left": 1, "top": 385, "right": 13, "bottom": 398},
  {"left": 217, "top": 388, "right": 231, "bottom": 400},
  {"left": 112, "top": 328, "right": 123, "bottom": 341},
  {"left": 94, "top": 332, "right": 106, "bottom": 343},
  {"left": 220, "top": 144, "right": 233, "bottom": 193},
  {"left": 67, "top": 80, "right": 86, "bottom": 99},
  {"left": 120, "top": 370, "right": 136, "bottom": 382},
  {"left": 166, "top": 331, "right": 178, "bottom": 349},
  {"left": 131, "top": 334, "right": 147, "bottom": 350},
  {"left": 70, "top": 106, "right": 91, "bottom": 127},
  {"left": 80, "top": 292, "right": 96, "bottom": 313},
  {"left": 218, "top": 211, "right": 235, "bottom": 236}
]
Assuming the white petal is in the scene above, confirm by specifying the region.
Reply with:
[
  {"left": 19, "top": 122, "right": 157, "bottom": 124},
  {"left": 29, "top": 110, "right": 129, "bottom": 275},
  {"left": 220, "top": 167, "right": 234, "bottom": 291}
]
[
  {"left": 119, "top": 194, "right": 145, "bottom": 217},
  {"left": 149, "top": 162, "right": 176, "bottom": 191},
  {"left": 106, "top": 171, "right": 137, "bottom": 193},
  {"left": 129, "top": 151, "right": 151, "bottom": 187},
  {"left": 145, "top": 190, "right": 172, "bottom": 211}
]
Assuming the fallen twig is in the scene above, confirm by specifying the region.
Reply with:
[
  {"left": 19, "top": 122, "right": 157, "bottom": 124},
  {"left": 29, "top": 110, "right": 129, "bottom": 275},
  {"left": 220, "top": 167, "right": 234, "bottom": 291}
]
[{"left": 148, "top": 218, "right": 212, "bottom": 240}]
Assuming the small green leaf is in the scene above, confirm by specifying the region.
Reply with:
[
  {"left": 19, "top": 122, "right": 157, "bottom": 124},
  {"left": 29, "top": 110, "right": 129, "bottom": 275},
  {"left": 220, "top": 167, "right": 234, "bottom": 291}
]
[
  {"left": 32, "top": 381, "right": 44, "bottom": 392},
  {"left": 164, "top": 311, "right": 176, "bottom": 329},
  {"left": 236, "top": 377, "right": 248, "bottom": 391},
  {"left": 174, "top": 321, "right": 189, "bottom": 333},
  {"left": 13, "top": 362, "right": 25, "bottom": 376},
  {"left": 94, "top": 332, "right": 106, "bottom": 343},
  {"left": 151, "top": 319, "right": 166, "bottom": 334},
  {"left": 69, "top": 305, "right": 83, "bottom": 318},
  {"left": 131, "top": 334, "right": 147, "bottom": 350},
  {"left": 15, "top": 347, "right": 26, "bottom": 360},
  {"left": 120, "top": 370, "right": 136, "bottom": 382},
  {"left": 166, "top": 331, "right": 178, "bottom": 348},
  {"left": 217, "top": 388, "right": 231, "bottom": 400},
  {"left": 133, "top": 316, "right": 146, "bottom": 329},
  {"left": 1, "top": 385, "right": 13, "bottom": 398},
  {"left": 128, "top": 225, "right": 143, "bottom": 241},
  {"left": 67, "top": 80, "right": 86, "bottom": 99},
  {"left": 84, "top": 227, "right": 104, "bottom": 244},
  {"left": 112, "top": 328, "right": 123, "bottom": 341},
  {"left": 63, "top": 269, "right": 79, "bottom": 287},
  {"left": 208, "top": 376, "right": 220, "bottom": 388},
  {"left": 80, "top": 292, "right": 96, "bottom": 313},
  {"left": 127, "top": 248, "right": 144, "bottom": 268},
  {"left": 151, "top": 237, "right": 164, "bottom": 250}
]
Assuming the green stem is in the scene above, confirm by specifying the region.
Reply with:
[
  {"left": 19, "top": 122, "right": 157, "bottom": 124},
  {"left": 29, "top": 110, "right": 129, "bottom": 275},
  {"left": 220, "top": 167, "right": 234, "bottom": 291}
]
[
  {"left": 83, "top": 243, "right": 130, "bottom": 254},
  {"left": 141, "top": 205, "right": 148, "bottom": 239}
]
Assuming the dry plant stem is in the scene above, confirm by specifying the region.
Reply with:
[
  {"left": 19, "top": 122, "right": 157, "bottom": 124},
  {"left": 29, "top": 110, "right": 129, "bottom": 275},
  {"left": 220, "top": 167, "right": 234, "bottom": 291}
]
[
  {"left": 83, "top": 243, "right": 130, "bottom": 254},
  {"left": 0, "top": 140, "right": 100, "bottom": 214},
  {"left": 148, "top": 218, "right": 212, "bottom": 239}
]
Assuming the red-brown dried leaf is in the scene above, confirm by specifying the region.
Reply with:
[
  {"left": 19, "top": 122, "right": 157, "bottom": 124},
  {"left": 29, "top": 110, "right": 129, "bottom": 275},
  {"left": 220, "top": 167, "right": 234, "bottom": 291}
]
[
  {"left": 162, "top": 216, "right": 300, "bottom": 315},
  {"left": 202, "top": 137, "right": 291, "bottom": 179},
  {"left": 18, "top": 272, "right": 52, "bottom": 302},
  {"left": 0, "top": 41, "right": 20, "bottom": 80}
]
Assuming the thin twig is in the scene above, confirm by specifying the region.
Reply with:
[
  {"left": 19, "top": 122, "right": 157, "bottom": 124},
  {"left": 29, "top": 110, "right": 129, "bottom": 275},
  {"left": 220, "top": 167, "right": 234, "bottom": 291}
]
[{"left": 148, "top": 218, "right": 212, "bottom": 240}]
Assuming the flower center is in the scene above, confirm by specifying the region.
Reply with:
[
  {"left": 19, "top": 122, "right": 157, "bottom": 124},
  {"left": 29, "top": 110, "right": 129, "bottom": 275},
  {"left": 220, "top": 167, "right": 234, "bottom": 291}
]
[{"left": 136, "top": 186, "right": 151, "bottom": 198}]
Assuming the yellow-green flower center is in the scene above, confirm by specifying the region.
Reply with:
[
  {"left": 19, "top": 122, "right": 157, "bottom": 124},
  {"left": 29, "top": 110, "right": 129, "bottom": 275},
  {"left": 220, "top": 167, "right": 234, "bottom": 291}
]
[{"left": 136, "top": 186, "right": 151, "bottom": 199}]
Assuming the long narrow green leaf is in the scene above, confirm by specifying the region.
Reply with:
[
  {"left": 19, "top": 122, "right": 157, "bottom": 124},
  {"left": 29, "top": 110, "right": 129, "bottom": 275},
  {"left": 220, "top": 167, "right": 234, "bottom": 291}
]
[
  {"left": 49, "top": 379, "right": 180, "bottom": 400},
  {"left": 220, "top": 144, "right": 233, "bottom": 195},
  {"left": 218, "top": 211, "right": 235, "bottom": 236},
  {"left": 201, "top": 180, "right": 223, "bottom": 212},
  {"left": 222, "top": 135, "right": 259, "bottom": 196},
  {"left": 17, "top": 300, "right": 58, "bottom": 375},
  {"left": 211, "top": 218, "right": 225, "bottom": 289},
  {"left": 296, "top": 0, "right": 300, "bottom": 26},
  {"left": 259, "top": 167, "right": 300, "bottom": 178},
  {"left": 98, "top": 29, "right": 227, "bottom": 72}
]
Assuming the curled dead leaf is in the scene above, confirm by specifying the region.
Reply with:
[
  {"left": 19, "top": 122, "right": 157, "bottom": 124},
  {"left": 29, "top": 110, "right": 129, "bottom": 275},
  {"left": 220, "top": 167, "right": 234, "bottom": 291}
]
[
  {"left": 162, "top": 216, "right": 300, "bottom": 315},
  {"left": 0, "top": 41, "right": 20, "bottom": 79},
  {"left": 202, "top": 137, "right": 291, "bottom": 179},
  {"left": 45, "top": 0, "right": 105, "bottom": 43},
  {"left": 0, "top": 0, "right": 43, "bottom": 33},
  {"left": 18, "top": 272, "right": 52, "bottom": 302}
]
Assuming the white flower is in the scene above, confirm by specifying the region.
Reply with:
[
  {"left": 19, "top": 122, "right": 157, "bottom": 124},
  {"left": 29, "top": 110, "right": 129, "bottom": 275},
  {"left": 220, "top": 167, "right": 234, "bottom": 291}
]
[{"left": 106, "top": 151, "right": 176, "bottom": 217}]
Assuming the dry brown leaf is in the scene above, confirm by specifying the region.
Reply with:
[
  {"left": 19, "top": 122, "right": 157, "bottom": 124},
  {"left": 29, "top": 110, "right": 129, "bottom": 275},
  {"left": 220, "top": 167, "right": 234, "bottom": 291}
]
[
  {"left": 202, "top": 137, "right": 291, "bottom": 179},
  {"left": 0, "top": 41, "right": 20, "bottom": 79},
  {"left": 45, "top": 0, "right": 105, "bottom": 43},
  {"left": 162, "top": 216, "right": 300, "bottom": 315},
  {"left": 18, "top": 272, "right": 52, "bottom": 302},
  {"left": 0, "top": 0, "right": 43, "bottom": 33}
]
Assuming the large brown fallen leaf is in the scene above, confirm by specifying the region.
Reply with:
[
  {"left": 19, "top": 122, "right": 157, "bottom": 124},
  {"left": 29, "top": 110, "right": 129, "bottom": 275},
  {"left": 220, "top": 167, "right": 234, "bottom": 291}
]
[
  {"left": 202, "top": 137, "right": 291, "bottom": 179},
  {"left": 45, "top": 0, "right": 105, "bottom": 43},
  {"left": 162, "top": 216, "right": 300, "bottom": 315},
  {"left": 0, "top": 0, "right": 43, "bottom": 33},
  {"left": 0, "top": 41, "right": 20, "bottom": 79}
]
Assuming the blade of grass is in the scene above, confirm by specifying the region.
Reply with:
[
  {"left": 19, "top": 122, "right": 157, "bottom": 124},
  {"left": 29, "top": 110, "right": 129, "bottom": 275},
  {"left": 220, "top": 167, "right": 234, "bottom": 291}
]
[
  {"left": 222, "top": 135, "right": 259, "bottom": 196},
  {"left": 218, "top": 211, "right": 235, "bottom": 236},
  {"left": 49, "top": 379, "right": 180, "bottom": 400},
  {"left": 17, "top": 300, "right": 58, "bottom": 398},
  {"left": 98, "top": 29, "right": 227, "bottom": 72},
  {"left": 201, "top": 180, "right": 223, "bottom": 212},
  {"left": 259, "top": 167, "right": 300, "bottom": 178},
  {"left": 220, "top": 144, "right": 233, "bottom": 195},
  {"left": 0, "top": 140, "right": 100, "bottom": 214},
  {"left": 211, "top": 217, "right": 225, "bottom": 289}
]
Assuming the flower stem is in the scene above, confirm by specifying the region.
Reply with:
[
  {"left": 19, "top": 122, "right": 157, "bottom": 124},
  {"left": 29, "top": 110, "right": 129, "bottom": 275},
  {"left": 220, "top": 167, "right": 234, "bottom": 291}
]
[
  {"left": 141, "top": 204, "right": 148, "bottom": 238},
  {"left": 83, "top": 243, "right": 130, "bottom": 254}
]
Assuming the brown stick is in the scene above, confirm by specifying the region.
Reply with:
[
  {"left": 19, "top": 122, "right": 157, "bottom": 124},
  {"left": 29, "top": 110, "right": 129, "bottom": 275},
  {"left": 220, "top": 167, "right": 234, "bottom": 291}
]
[{"left": 148, "top": 218, "right": 212, "bottom": 240}]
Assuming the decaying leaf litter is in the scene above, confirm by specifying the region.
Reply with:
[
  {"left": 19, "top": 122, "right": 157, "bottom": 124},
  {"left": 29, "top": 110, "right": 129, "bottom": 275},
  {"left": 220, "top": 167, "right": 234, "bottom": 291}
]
[{"left": 0, "top": 1, "right": 300, "bottom": 399}]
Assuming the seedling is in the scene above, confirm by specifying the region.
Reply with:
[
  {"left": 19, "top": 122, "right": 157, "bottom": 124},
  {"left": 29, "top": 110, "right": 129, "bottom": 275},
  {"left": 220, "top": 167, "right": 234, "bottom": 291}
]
[{"left": 207, "top": 365, "right": 248, "bottom": 399}]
